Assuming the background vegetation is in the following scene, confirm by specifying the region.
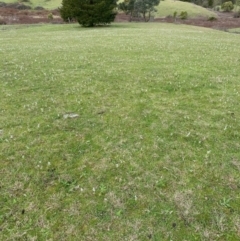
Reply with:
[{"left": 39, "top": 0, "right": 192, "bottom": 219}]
[
  {"left": 1, "top": 0, "right": 218, "bottom": 18},
  {"left": 1, "top": 23, "right": 240, "bottom": 240}
]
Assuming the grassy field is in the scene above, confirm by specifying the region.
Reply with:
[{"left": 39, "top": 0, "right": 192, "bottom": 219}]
[
  {"left": 155, "top": 0, "right": 217, "bottom": 18},
  {"left": 1, "top": 23, "right": 240, "bottom": 240}
]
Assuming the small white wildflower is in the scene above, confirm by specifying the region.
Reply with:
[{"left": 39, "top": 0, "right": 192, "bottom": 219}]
[
  {"left": 80, "top": 188, "right": 84, "bottom": 192},
  {"left": 47, "top": 162, "right": 51, "bottom": 166}
]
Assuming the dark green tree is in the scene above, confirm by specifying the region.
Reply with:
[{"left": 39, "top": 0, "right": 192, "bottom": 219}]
[
  {"left": 60, "top": 0, "right": 77, "bottom": 22},
  {"left": 118, "top": 0, "right": 160, "bottom": 22},
  {"left": 135, "top": 0, "right": 160, "bottom": 21},
  {"left": 60, "top": 0, "right": 117, "bottom": 27},
  {"left": 221, "top": 1, "right": 234, "bottom": 11},
  {"left": 118, "top": 0, "right": 136, "bottom": 21}
]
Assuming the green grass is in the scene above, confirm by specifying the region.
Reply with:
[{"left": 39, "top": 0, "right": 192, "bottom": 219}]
[
  {"left": 2, "top": 0, "right": 61, "bottom": 9},
  {"left": 155, "top": 0, "right": 217, "bottom": 18},
  {"left": 228, "top": 28, "right": 240, "bottom": 33},
  {"left": 1, "top": 23, "right": 240, "bottom": 240}
]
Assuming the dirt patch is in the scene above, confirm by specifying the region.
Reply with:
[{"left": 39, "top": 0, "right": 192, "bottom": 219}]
[
  {"left": 0, "top": 7, "right": 62, "bottom": 24},
  {"left": 155, "top": 11, "right": 240, "bottom": 30},
  {"left": 116, "top": 11, "right": 240, "bottom": 30}
]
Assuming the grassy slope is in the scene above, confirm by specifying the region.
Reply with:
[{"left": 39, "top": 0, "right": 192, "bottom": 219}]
[
  {"left": 2, "top": 0, "right": 217, "bottom": 18},
  {"left": 229, "top": 28, "right": 240, "bottom": 33},
  {"left": 1, "top": 23, "right": 240, "bottom": 240},
  {"left": 155, "top": 0, "right": 217, "bottom": 18},
  {"left": 3, "top": 0, "right": 61, "bottom": 9}
]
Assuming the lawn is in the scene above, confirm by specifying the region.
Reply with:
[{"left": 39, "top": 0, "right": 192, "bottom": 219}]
[{"left": 0, "top": 23, "right": 240, "bottom": 240}]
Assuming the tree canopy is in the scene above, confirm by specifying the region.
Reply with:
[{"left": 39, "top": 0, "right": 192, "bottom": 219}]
[
  {"left": 118, "top": 0, "right": 160, "bottom": 22},
  {"left": 60, "top": 0, "right": 117, "bottom": 27}
]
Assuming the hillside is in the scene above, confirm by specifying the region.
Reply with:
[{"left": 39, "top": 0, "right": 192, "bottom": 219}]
[
  {"left": 1, "top": 0, "right": 62, "bottom": 9},
  {"left": 1, "top": 0, "right": 217, "bottom": 18},
  {"left": 155, "top": 0, "right": 217, "bottom": 18}
]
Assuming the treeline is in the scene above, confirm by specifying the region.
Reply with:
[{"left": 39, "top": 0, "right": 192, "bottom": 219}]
[{"left": 118, "top": 0, "right": 160, "bottom": 22}]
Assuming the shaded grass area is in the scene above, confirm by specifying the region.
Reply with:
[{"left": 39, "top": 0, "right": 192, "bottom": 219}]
[
  {"left": 228, "top": 28, "right": 240, "bottom": 33},
  {"left": 1, "top": 23, "right": 240, "bottom": 240}
]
